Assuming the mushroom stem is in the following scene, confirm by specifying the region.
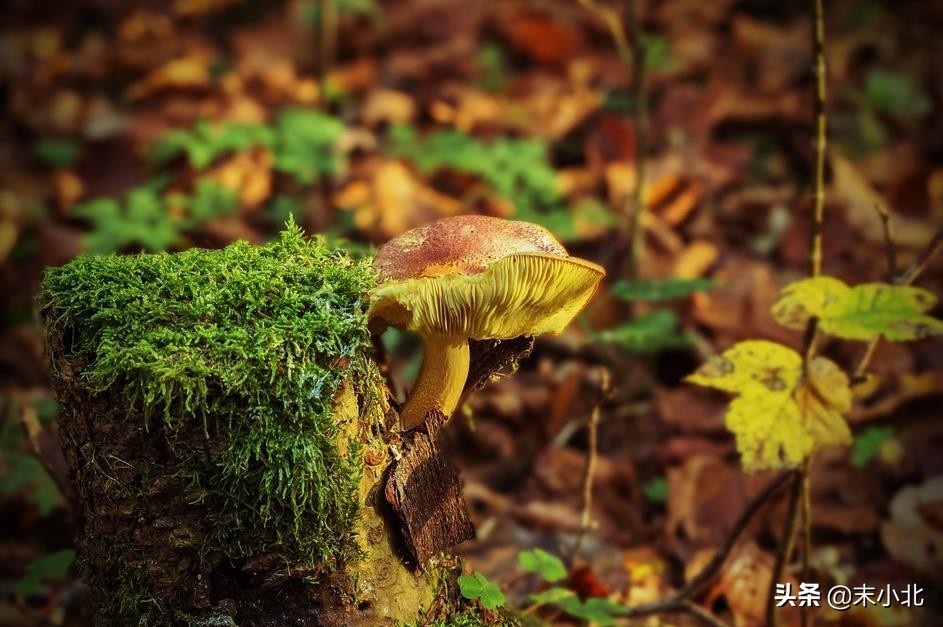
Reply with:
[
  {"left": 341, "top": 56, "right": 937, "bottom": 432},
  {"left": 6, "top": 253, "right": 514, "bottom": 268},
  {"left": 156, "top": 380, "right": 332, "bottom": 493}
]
[{"left": 400, "top": 335, "right": 470, "bottom": 430}]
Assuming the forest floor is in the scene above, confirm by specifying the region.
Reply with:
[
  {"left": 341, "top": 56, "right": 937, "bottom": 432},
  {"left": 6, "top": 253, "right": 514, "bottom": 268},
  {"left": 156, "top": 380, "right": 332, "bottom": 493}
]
[{"left": 1, "top": 0, "right": 942, "bottom": 625}]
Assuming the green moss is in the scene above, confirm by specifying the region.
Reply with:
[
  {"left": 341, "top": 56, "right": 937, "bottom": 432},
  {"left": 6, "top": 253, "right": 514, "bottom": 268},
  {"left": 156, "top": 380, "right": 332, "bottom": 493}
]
[
  {"left": 405, "top": 607, "right": 524, "bottom": 627},
  {"left": 41, "top": 222, "right": 378, "bottom": 567}
]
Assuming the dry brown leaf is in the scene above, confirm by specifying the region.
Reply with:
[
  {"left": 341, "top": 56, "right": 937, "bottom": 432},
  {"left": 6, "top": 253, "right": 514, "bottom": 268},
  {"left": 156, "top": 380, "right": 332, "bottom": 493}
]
[
  {"left": 660, "top": 180, "right": 704, "bottom": 226},
  {"left": 127, "top": 53, "right": 212, "bottom": 100},
  {"left": 337, "top": 160, "right": 462, "bottom": 240},
  {"left": 673, "top": 240, "right": 717, "bottom": 278},
  {"left": 174, "top": 0, "right": 244, "bottom": 17},
  {"left": 497, "top": 9, "right": 584, "bottom": 66},
  {"left": 705, "top": 542, "right": 798, "bottom": 627},
  {"left": 667, "top": 455, "right": 747, "bottom": 547},
  {"left": 831, "top": 154, "right": 934, "bottom": 250},
  {"left": 54, "top": 170, "right": 83, "bottom": 209},
  {"left": 362, "top": 89, "right": 416, "bottom": 126},
  {"left": 881, "top": 476, "right": 943, "bottom": 580},
  {"left": 206, "top": 148, "right": 273, "bottom": 209}
]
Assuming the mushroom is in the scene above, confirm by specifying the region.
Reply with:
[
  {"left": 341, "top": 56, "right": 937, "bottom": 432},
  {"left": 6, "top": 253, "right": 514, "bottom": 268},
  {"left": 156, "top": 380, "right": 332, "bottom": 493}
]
[{"left": 369, "top": 215, "right": 606, "bottom": 430}]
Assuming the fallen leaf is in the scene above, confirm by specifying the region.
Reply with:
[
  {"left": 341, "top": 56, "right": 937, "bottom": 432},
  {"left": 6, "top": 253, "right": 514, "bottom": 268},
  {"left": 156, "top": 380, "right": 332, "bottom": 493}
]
[
  {"left": 362, "top": 89, "right": 416, "bottom": 126},
  {"left": 337, "top": 160, "right": 462, "bottom": 240},
  {"left": 127, "top": 53, "right": 212, "bottom": 100},
  {"left": 831, "top": 154, "right": 934, "bottom": 250},
  {"left": 54, "top": 169, "right": 83, "bottom": 209},
  {"left": 881, "top": 476, "right": 943, "bottom": 580},
  {"left": 673, "top": 240, "right": 717, "bottom": 279}
]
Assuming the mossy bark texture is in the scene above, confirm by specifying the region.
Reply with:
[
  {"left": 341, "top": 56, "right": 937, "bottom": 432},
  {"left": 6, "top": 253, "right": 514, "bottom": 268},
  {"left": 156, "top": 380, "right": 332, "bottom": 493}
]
[{"left": 41, "top": 228, "right": 436, "bottom": 626}]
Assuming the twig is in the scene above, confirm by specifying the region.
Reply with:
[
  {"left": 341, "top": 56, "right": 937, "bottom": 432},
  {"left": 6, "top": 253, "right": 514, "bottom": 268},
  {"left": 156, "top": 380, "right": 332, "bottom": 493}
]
[
  {"left": 570, "top": 368, "right": 609, "bottom": 561},
  {"left": 800, "top": 459, "right": 812, "bottom": 627},
  {"left": 575, "top": 0, "right": 647, "bottom": 278},
  {"left": 873, "top": 204, "right": 898, "bottom": 279},
  {"left": 621, "top": 472, "right": 792, "bottom": 618},
  {"left": 575, "top": 0, "right": 631, "bottom": 64},
  {"left": 419, "top": 593, "right": 444, "bottom": 627},
  {"left": 625, "top": 0, "right": 648, "bottom": 279},
  {"left": 780, "top": 5, "right": 828, "bottom": 626},
  {"left": 897, "top": 226, "right": 943, "bottom": 286},
  {"left": 319, "top": 0, "right": 337, "bottom": 80},
  {"left": 766, "top": 470, "right": 802, "bottom": 627},
  {"left": 681, "top": 600, "right": 730, "bottom": 627},
  {"left": 809, "top": 0, "right": 827, "bottom": 278}
]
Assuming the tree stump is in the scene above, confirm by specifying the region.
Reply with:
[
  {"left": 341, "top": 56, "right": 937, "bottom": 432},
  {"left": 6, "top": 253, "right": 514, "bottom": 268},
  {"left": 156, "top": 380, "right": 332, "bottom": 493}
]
[{"left": 41, "top": 227, "right": 535, "bottom": 625}]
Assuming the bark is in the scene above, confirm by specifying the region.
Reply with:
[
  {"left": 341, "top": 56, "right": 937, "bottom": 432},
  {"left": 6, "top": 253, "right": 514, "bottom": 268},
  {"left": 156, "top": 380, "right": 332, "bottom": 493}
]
[{"left": 46, "top": 316, "right": 533, "bottom": 626}]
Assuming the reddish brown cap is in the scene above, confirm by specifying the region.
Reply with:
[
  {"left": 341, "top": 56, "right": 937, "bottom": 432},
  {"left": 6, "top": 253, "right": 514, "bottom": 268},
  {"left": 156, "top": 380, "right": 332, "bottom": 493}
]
[
  {"left": 369, "top": 215, "right": 605, "bottom": 340},
  {"left": 373, "top": 215, "right": 568, "bottom": 281}
]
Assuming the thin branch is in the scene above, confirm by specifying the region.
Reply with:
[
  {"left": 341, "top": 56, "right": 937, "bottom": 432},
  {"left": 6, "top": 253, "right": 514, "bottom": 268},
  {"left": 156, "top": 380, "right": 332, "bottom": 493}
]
[
  {"left": 809, "top": 0, "right": 827, "bottom": 278},
  {"left": 681, "top": 600, "right": 730, "bottom": 627},
  {"left": 897, "top": 226, "right": 943, "bottom": 286},
  {"left": 766, "top": 470, "right": 803, "bottom": 627},
  {"left": 570, "top": 368, "right": 609, "bottom": 561},
  {"left": 625, "top": 0, "right": 648, "bottom": 279},
  {"left": 319, "top": 0, "right": 337, "bottom": 81},
  {"left": 800, "top": 459, "right": 812, "bottom": 627},
  {"left": 782, "top": 6, "right": 828, "bottom": 627},
  {"left": 575, "top": 0, "right": 631, "bottom": 65},
  {"left": 873, "top": 204, "right": 898, "bottom": 279},
  {"left": 621, "top": 471, "right": 792, "bottom": 618}
]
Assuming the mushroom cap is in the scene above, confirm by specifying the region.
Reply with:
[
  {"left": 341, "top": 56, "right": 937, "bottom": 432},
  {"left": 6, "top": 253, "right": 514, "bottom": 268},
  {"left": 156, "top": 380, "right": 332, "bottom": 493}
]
[{"left": 369, "top": 215, "right": 605, "bottom": 339}]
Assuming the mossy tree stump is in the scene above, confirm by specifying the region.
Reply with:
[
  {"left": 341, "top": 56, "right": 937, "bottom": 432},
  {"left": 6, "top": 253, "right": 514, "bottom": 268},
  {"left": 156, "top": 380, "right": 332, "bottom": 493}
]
[{"left": 40, "top": 227, "right": 445, "bottom": 626}]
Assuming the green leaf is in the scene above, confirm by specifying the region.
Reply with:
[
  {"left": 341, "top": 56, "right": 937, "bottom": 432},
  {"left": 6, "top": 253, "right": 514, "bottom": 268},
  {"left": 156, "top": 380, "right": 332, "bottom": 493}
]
[
  {"left": 458, "top": 572, "right": 506, "bottom": 609},
  {"left": 595, "top": 310, "right": 691, "bottom": 352},
  {"left": 772, "top": 277, "right": 943, "bottom": 341},
  {"left": 274, "top": 109, "right": 346, "bottom": 183},
  {"left": 642, "top": 34, "right": 677, "bottom": 72},
  {"left": 530, "top": 587, "right": 577, "bottom": 605},
  {"left": 14, "top": 549, "right": 74, "bottom": 597},
  {"left": 865, "top": 69, "right": 931, "bottom": 117},
  {"left": 183, "top": 179, "right": 237, "bottom": 226},
  {"left": 559, "top": 597, "right": 628, "bottom": 626},
  {"left": 519, "top": 548, "right": 567, "bottom": 583},
  {"left": 388, "top": 125, "right": 566, "bottom": 234},
  {"left": 611, "top": 278, "right": 713, "bottom": 301},
  {"left": 851, "top": 425, "right": 895, "bottom": 468},
  {"left": 642, "top": 477, "right": 668, "bottom": 503},
  {"left": 477, "top": 43, "right": 507, "bottom": 92},
  {"left": 33, "top": 139, "right": 80, "bottom": 167},
  {"left": 151, "top": 121, "right": 275, "bottom": 168}
]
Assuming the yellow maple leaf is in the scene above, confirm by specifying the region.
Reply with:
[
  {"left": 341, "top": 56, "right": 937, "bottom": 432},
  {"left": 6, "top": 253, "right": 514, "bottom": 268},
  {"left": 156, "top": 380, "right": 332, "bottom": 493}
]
[
  {"left": 772, "top": 277, "right": 943, "bottom": 341},
  {"left": 686, "top": 340, "right": 852, "bottom": 472}
]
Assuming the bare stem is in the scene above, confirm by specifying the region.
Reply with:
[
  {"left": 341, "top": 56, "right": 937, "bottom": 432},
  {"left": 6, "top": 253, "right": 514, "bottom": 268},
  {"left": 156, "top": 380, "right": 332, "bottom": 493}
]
[
  {"left": 621, "top": 472, "right": 791, "bottom": 618},
  {"left": 319, "top": 0, "right": 337, "bottom": 81},
  {"left": 809, "top": 0, "right": 827, "bottom": 278},
  {"left": 681, "top": 600, "right": 731, "bottom": 627},
  {"left": 800, "top": 458, "right": 812, "bottom": 627},
  {"left": 766, "top": 470, "right": 802, "bottom": 627},
  {"left": 570, "top": 368, "right": 609, "bottom": 561},
  {"left": 625, "top": 0, "right": 648, "bottom": 279},
  {"left": 874, "top": 204, "right": 898, "bottom": 279}
]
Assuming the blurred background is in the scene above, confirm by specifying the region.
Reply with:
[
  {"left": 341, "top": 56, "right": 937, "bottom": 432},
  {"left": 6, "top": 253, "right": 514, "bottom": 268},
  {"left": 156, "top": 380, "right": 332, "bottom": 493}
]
[{"left": 1, "top": 0, "right": 942, "bottom": 624}]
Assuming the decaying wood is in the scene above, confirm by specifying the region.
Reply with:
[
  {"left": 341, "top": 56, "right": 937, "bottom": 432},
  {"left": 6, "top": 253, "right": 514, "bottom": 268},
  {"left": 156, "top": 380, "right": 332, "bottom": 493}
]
[
  {"left": 463, "top": 336, "right": 535, "bottom": 404},
  {"left": 384, "top": 337, "right": 535, "bottom": 567},
  {"left": 384, "top": 409, "right": 475, "bottom": 567}
]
